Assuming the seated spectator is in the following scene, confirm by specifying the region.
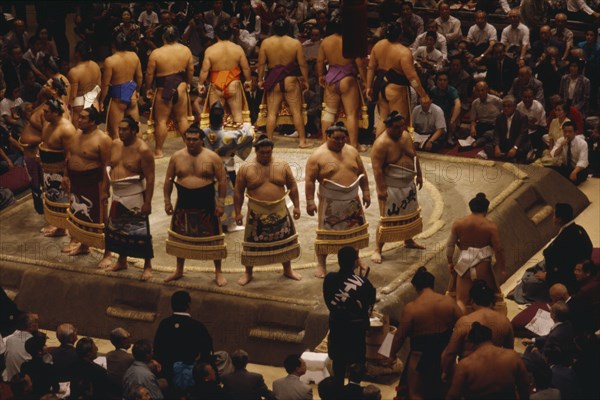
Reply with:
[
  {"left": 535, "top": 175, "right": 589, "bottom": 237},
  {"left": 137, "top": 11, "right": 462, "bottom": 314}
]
[
  {"left": 517, "top": 87, "right": 547, "bottom": 155},
  {"left": 71, "top": 337, "right": 110, "bottom": 399},
  {"left": 559, "top": 60, "right": 590, "bottom": 116},
  {"left": 205, "top": 0, "right": 231, "bottom": 28},
  {"left": 485, "top": 42, "right": 518, "bottom": 98},
  {"left": 0, "top": 85, "right": 24, "bottom": 133},
  {"left": 466, "top": 10, "right": 497, "bottom": 63},
  {"left": 508, "top": 66, "right": 545, "bottom": 106},
  {"left": 412, "top": 99, "right": 447, "bottom": 152},
  {"left": 551, "top": 13, "right": 573, "bottom": 62},
  {"left": 547, "top": 94, "right": 584, "bottom": 135},
  {"left": 221, "top": 349, "right": 275, "bottom": 400},
  {"left": 20, "top": 335, "right": 59, "bottom": 397},
  {"left": 511, "top": 283, "right": 570, "bottom": 338},
  {"left": 272, "top": 4, "right": 300, "bottom": 38},
  {"left": 106, "top": 327, "right": 134, "bottom": 392},
  {"left": 113, "top": 8, "right": 141, "bottom": 51},
  {"left": 565, "top": 0, "right": 600, "bottom": 23},
  {"left": 588, "top": 120, "right": 600, "bottom": 177},
  {"left": 485, "top": 95, "right": 530, "bottom": 162},
  {"left": 414, "top": 32, "right": 445, "bottom": 82},
  {"left": 549, "top": 121, "right": 589, "bottom": 185},
  {"left": 48, "top": 323, "right": 78, "bottom": 383},
  {"left": 302, "top": 27, "right": 321, "bottom": 63},
  {"left": 546, "top": 345, "right": 580, "bottom": 399},
  {"left": 254, "top": 0, "right": 278, "bottom": 36},
  {"left": 523, "top": 302, "right": 574, "bottom": 357},
  {"left": 435, "top": 2, "right": 462, "bottom": 49},
  {"left": 19, "top": 71, "right": 41, "bottom": 104},
  {"left": 411, "top": 20, "right": 448, "bottom": 62},
  {"left": 397, "top": 1, "right": 424, "bottom": 44},
  {"left": 317, "top": 376, "right": 338, "bottom": 400},
  {"left": 570, "top": 260, "right": 600, "bottom": 333},
  {"left": 272, "top": 354, "right": 312, "bottom": 400},
  {"left": 230, "top": 16, "right": 259, "bottom": 58},
  {"left": 529, "top": 361, "right": 560, "bottom": 400},
  {"left": 122, "top": 339, "right": 165, "bottom": 400},
  {"left": 1, "top": 19, "right": 30, "bottom": 57},
  {"left": 451, "top": 40, "right": 477, "bottom": 71},
  {"left": 237, "top": 0, "right": 261, "bottom": 39},
  {"left": 137, "top": 2, "right": 159, "bottom": 33},
  {"left": 448, "top": 57, "right": 474, "bottom": 113},
  {"left": 429, "top": 71, "right": 461, "bottom": 143},
  {"left": 342, "top": 363, "right": 365, "bottom": 400},
  {"left": 578, "top": 29, "right": 600, "bottom": 110},
  {"left": 500, "top": 9, "right": 530, "bottom": 64},
  {"left": 182, "top": 10, "right": 214, "bottom": 59},
  {"left": 531, "top": 25, "right": 564, "bottom": 64},
  {"left": 470, "top": 81, "right": 502, "bottom": 148},
  {"left": 22, "top": 36, "right": 47, "bottom": 83},
  {"left": 534, "top": 46, "right": 561, "bottom": 103},
  {"left": 2, "top": 312, "right": 38, "bottom": 382},
  {"left": 35, "top": 26, "right": 58, "bottom": 58},
  {"left": 188, "top": 362, "right": 229, "bottom": 400},
  {"left": 9, "top": 372, "right": 34, "bottom": 400},
  {"left": 126, "top": 385, "right": 153, "bottom": 400}
]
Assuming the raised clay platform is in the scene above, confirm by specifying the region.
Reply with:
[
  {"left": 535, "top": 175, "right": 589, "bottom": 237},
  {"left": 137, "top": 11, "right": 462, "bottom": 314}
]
[{"left": 0, "top": 146, "right": 589, "bottom": 366}]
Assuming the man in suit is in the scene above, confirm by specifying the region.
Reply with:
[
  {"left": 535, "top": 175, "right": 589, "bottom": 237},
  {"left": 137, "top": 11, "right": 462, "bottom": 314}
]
[
  {"left": 70, "top": 337, "right": 110, "bottom": 399},
  {"left": 153, "top": 291, "right": 214, "bottom": 384},
  {"left": 48, "top": 323, "right": 78, "bottom": 383},
  {"left": 485, "top": 43, "right": 518, "bottom": 99},
  {"left": 523, "top": 301, "right": 574, "bottom": 359},
  {"left": 245, "top": 71, "right": 263, "bottom": 124},
  {"left": 221, "top": 349, "right": 276, "bottom": 400},
  {"left": 272, "top": 354, "right": 312, "bottom": 400},
  {"left": 485, "top": 95, "right": 530, "bottom": 162},
  {"left": 534, "top": 203, "right": 593, "bottom": 292},
  {"left": 106, "top": 327, "right": 134, "bottom": 393}
]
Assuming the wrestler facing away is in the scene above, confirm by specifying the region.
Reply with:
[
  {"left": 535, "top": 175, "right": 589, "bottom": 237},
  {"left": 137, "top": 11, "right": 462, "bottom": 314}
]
[
  {"left": 198, "top": 22, "right": 252, "bottom": 123},
  {"left": 163, "top": 128, "right": 227, "bottom": 284},
  {"left": 441, "top": 280, "right": 514, "bottom": 383},
  {"left": 305, "top": 123, "right": 371, "bottom": 278},
  {"left": 68, "top": 42, "right": 102, "bottom": 129},
  {"left": 446, "top": 322, "right": 529, "bottom": 400},
  {"left": 234, "top": 135, "right": 303, "bottom": 286},
  {"left": 106, "top": 117, "right": 155, "bottom": 280},
  {"left": 316, "top": 14, "right": 366, "bottom": 150},
  {"left": 40, "top": 99, "right": 76, "bottom": 237},
  {"left": 446, "top": 192, "right": 506, "bottom": 312},
  {"left": 145, "top": 26, "right": 194, "bottom": 158},
  {"left": 370, "top": 111, "right": 424, "bottom": 264},
  {"left": 389, "top": 267, "right": 462, "bottom": 400},
  {"left": 258, "top": 18, "right": 312, "bottom": 148},
  {"left": 99, "top": 32, "right": 143, "bottom": 139},
  {"left": 366, "top": 24, "right": 431, "bottom": 136},
  {"left": 64, "top": 107, "right": 113, "bottom": 266}
]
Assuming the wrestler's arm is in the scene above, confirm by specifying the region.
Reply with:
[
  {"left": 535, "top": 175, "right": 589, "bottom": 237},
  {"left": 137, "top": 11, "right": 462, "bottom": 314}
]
[
  {"left": 355, "top": 57, "right": 367, "bottom": 88},
  {"left": 62, "top": 128, "right": 76, "bottom": 191},
  {"left": 163, "top": 156, "right": 176, "bottom": 215},
  {"left": 239, "top": 49, "right": 252, "bottom": 85},
  {"left": 389, "top": 304, "right": 413, "bottom": 359},
  {"left": 415, "top": 154, "right": 423, "bottom": 190},
  {"left": 198, "top": 51, "right": 211, "bottom": 87},
  {"left": 285, "top": 162, "right": 301, "bottom": 219},
  {"left": 233, "top": 164, "right": 247, "bottom": 224},
  {"left": 296, "top": 42, "right": 309, "bottom": 90},
  {"left": 213, "top": 154, "right": 226, "bottom": 217},
  {"left": 399, "top": 49, "right": 430, "bottom": 103},
  {"left": 68, "top": 70, "right": 79, "bottom": 106},
  {"left": 370, "top": 139, "right": 387, "bottom": 201},
  {"left": 99, "top": 60, "right": 112, "bottom": 111},
  {"left": 316, "top": 42, "right": 326, "bottom": 87},
  {"left": 441, "top": 323, "right": 464, "bottom": 381},
  {"left": 450, "top": 97, "right": 461, "bottom": 128},
  {"left": 140, "top": 145, "right": 155, "bottom": 215},
  {"left": 99, "top": 134, "right": 113, "bottom": 205},
  {"left": 95, "top": 62, "right": 102, "bottom": 88},
  {"left": 257, "top": 43, "right": 267, "bottom": 89},
  {"left": 356, "top": 151, "right": 371, "bottom": 208},
  {"left": 365, "top": 45, "right": 378, "bottom": 100},
  {"left": 446, "top": 362, "right": 468, "bottom": 400},
  {"left": 304, "top": 155, "right": 318, "bottom": 216},
  {"left": 134, "top": 56, "right": 143, "bottom": 90},
  {"left": 446, "top": 224, "right": 458, "bottom": 270},
  {"left": 490, "top": 223, "right": 506, "bottom": 279},
  {"left": 145, "top": 54, "right": 156, "bottom": 99},
  {"left": 185, "top": 50, "right": 194, "bottom": 88}
]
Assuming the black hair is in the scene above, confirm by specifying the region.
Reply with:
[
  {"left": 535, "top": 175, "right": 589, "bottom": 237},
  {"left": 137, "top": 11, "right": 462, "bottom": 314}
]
[
  {"left": 554, "top": 203, "right": 573, "bottom": 222},
  {"left": 338, "top": 246, "right": 358, "bottom": 274},
  {"left": 384, "top": 111, "right": 404, "bottom": 127},
  {"left": 272, "top": 17, "right": 290, "bottom": 36},
  {"left": 209, "top": 101, "right": 225, "bottom": 128},
  {"left": 254, "top": 134, "right": 275, "bottom": 149},
  {"left": 561, "top": 120, "right": 575, "bottom": 131},
  {"left": 184, "top": 123, "right": 206, "bottom": 140},
  {"left": 436, "top": 70, "right": 449, "bottom": 80},
  {"left": 46, "top": 98, "right": 64, "bottom": 114},
  {"left": 467, "top": 321, "right": 492, "bottom": 344},
  {"left": 50, "top": 77, "right": 67, "bottom": 97},
  {"left": 122, "top": 116, "right": 139, "bottom": 133},
  {"left": 132, "top": 339, "right": 152, "bottom": 361},
  {"left": 113, "top": 31, "right": 130, "bottom": 51},
  {"left": 193, "top": 362, "right": 214, "bottom": 382},
  {"left": 411, "top": 266, "right": 434, "bottom": 291},
  {"left": 83, "top": 106, "right": 101, "bottom": 125},
  {"left": 580, "top": 260, "right": 598, "bottom": 276},
  {"left": 25, "top": 334, "right": 46, "bottom": 357},
  {"left": 42, "top": 54, "right": 60, "bottom": 73},
  {"left": 469, "top": 279, "right": 495, "bottom": 307},
  {"left": 326, "top": 121, "right": 348, "bottom": 137},
  {"left": 318, "top": 377, "right": 338, "bottom": 400},
  {"left": 171, "top": 290, "right": 191, "bottom": 312},
  {"left": 231, "top": 349, "right": 249, "bottom": 370},
  {"left": 75, "top": 337, "right": 95, "bottom": 358},
  {"left": 75, "top": 41, "right": 92, "bottom": 61},
  {"left": 425, "top": 31, "right": 437, "bottom": 41},
  {"left": 469, "top": 192, "right": 489, "bottom": 213},
  {"left": 216, "top": 22, "right": 233, "bottom": 41},
  {"left": 163, "top": 25, "right": 179, "bottom": 43},
  {"left": 386, "top": 23, "right": 402, "bottom": 42},
  {"left": 283, "top": 354, "right": 302, "bottom": 374},
  {"left": 327, "top": 14, "right": 342, "bottom": 35}
]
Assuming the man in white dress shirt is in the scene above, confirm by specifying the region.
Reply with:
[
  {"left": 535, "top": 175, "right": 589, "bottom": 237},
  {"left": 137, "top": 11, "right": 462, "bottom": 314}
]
[
  {"left": 411, "top": 20, "right": 448, "bottom": 61},
  {"left": 467, "top": 11, "right": 497, "bottom": 63},
  {"left": 1, "top": 312, "right": 38, "bottom": 381},
  {"left": 500, "top": 9, "right": 530, "bottom": 64},
  {"left": 272, "top": 354, "right": 313, "bottom": 400},
  {"left": 435, "top": 2, "right": 462, "bottom": 48},
  {"left": 516, "top": 87, "right": 546, "bottom": 154},
  {"left": 566, "top": 0, "right": 600, "bottom": 22},
  {"left": 550, "top": 120, "right": 589, "bottom": 185}
]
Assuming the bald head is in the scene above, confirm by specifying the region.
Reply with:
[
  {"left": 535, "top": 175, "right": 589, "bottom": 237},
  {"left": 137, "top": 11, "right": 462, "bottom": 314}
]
[
  {"left": 56, "top": 323, "right": 77, "bottom": 345},
  {"left": 549, "top": 284, "right": 569, "bottom": 303}
]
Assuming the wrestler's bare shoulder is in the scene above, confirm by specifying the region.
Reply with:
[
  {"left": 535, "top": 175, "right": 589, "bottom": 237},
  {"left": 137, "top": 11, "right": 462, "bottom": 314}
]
[
  {"left": 342, "top": 144, "right": 360, "bottom": 158},
  {"left": 370, "top": 39, "right": 387, "bottom": 55}
]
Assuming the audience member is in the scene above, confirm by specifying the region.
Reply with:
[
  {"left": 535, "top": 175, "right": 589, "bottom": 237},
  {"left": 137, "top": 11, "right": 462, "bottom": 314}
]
[
  {"left": 516, "top": 87, "right": 547, "bottom": 154},
  {"left": 511, "top": 283, "right": 570, "bottom": 338},
  {"left": 435, "top": 2, "right": 462, "bottom": 48},
  {"left": 106, "top": 327, "right": 134, "bottom": 391},
  {"left": 2, "top": 312, "right": 38, "bottom": 382},
  {"left": 534, "top": 46, "right": 562, "bottom": 103},
  {"left": 448, "top": 57, "right": 473, "bottom": 114},
  {"left": 470, "top": 81, "right": 502, "bottom": 148},
  {"left": 341, "top": 363, "right": 366, "bottom": 400},
  {"left": 549, "top": 120, "right": 589, "bottom": 184},
  {"left": 523, "top": 302, "right": 575, "bottom": 359},
  {"left": 547, "top": 94, "right": 584, "bottom": 135},
  {"left": 412, "top": 98, "right": 447, "bottom": 152},
  {"left": 397, "top": 1, "right": 424, "bottom": 44},
  {"left": 122, "top": 339, "right": 165, "bottom": 400},
  {"left": 531, "top": 25, "right": 564, "bottom": 63},
  {"left": 546, "top": 344, "right": 580, "bottom": 399},
  {"left": 70, "top": 337, "right": 110, "bottom": 399},
  {"left": 487, "top": 95, "right": 530, "bottom": 162},
  {"left": 411, "top": 20, "right": 448, "bottom": 61},
  {"left": 20, "top": 335, "right": 59, "bottom": 397},
  {"left": 467, "top": 10, "right": 497, "bottom": 62},
  {"left": 558, "top": 60, "right": 590, "bottom": 115},
  {"left": 569, "top": 260, "right": 600, "bottom": 333},
  {"left": 429, "top": 71, "right": 461, "bottom": 142},
  {"left": 221, "top": 349, "right": 275, "bottom": 400},
  {"left": 205, "top": 0, "right": 232, "bottom": 29},
  {"left": 188, "top": 362, "right": 230, "bottom": 400},
  {"left": 508, "top": 66, "right": 545, "bottom": 105},
  {"left": 501, "top": 9, "right": 530, "bottom": 63},
  {"left": 577, "top": 29, "right": 599, "bottom": 110},
  {"left": 485, "top": 42, "right": 518, "bottom": 98},
  {"left": 272, "top": 354, "right": 312, "bottom": 400}
]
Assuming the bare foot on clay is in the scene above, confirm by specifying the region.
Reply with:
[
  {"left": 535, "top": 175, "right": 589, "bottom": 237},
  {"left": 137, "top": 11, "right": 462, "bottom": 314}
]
[
  {"left": 154, "top": 151, "right": 164, "bottom": 159},
  {"left": 68, "top": 243, "right": 89, "bottom": 256},
  {"left": 405, "top": 239, "right": 425, "bottom": 249},
  {"left": 370, "top": 251, "right": 382, "bottom": 264},
  {"left": 314, "top": 265, "right": 326, "bottom": 278},
  {"left": 299, "top": 142, "right": 313, "bottom": 149},
  {"left": 284, "top": 270, "right": 303, "bottom": 281},
  {"left": 62, "top": 240, "right": 79, "bottom": 253},
  {"left": 140, "top": 269, "right": 153, "bottom": 281},
  {"left": 164, "top": 272, "right": 183, "bottom": 283},
  {"left": 108, "top": 260, "right": 127, "bottom": 272},
  {"left": 237, "top": 272, "right": 252, "bottom": 286},
  {"left": 43, "top": 227, "right": 66, "bottom": 237},
  {"left": 215, "top": 272, "right": 228, "bottom": 287},
  {"left": 97, "top": 255, "right": 113, "bottom": 269}
]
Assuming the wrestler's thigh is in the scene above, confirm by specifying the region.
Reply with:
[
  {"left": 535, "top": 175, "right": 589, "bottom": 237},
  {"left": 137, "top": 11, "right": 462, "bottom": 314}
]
[
  {"left": 475, "top": 262, "right": 499, "bottom": 292},
  {"left": 283, "top": 77, "right": 302, "bottom": 112},
  {"left": 226, "top": 82, "right": 243, "bottom": 122},
  {"left": 323, "top": 85, "right": 341, "bottom": 111},
  {"left": 266, "top": 87, "right": 284, "bottom": 114},
  {"left": 153, "top": 90, "right": 172, "bottom": 120},
  {"left": 385, "top": 85, "right": 411, "bottom": 120},
  {"left": 407, "top": 353, "right": 425, "bottom": 400},
  {"left": 208, "top": 86, "right": 225, "bottom": 108},
  {"left": 456, "top": 274, "right": 473, "bottom": 303},
  {"left": 108, "top": 100, "right": 127, "bottom": 132},
  {"left": 339, "top": 77, "right": 360, "bottom": 116},
  {"left": 172, "top": 83, "right": 189, "bottom": 119}
]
